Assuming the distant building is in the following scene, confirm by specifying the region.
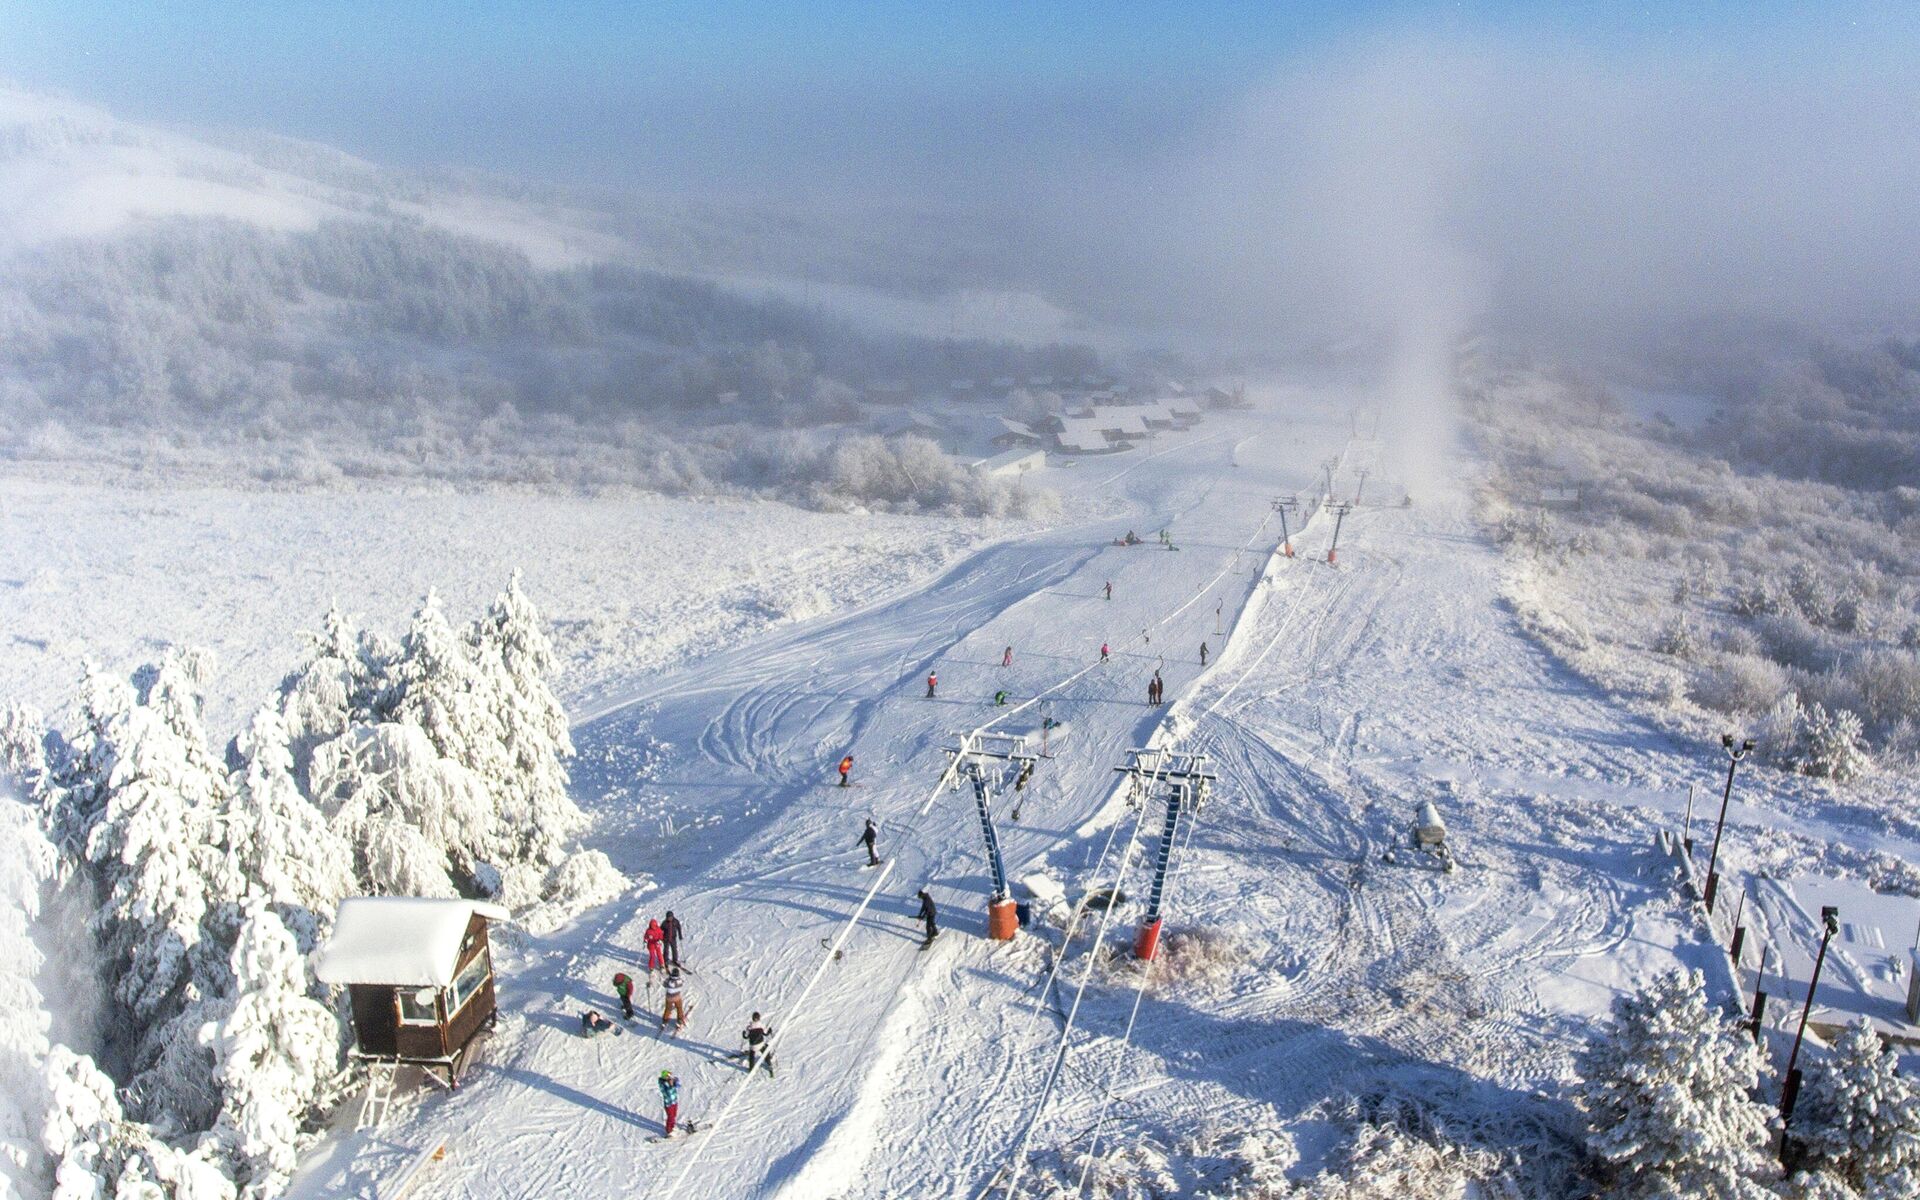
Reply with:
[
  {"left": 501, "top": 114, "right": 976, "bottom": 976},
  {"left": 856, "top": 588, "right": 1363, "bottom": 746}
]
[
  {"left": 993, "top": 417, "right": 1044, "bottom": 448},
  {"left": 1162, "top": 396, "right": 1202, "bottom": 428},
  {"left": 1054, "top": 415, "right": 1129, "bottom": 455},
  {"left": 1205, "top": 384, "right": 1252, "bottom": 410},
  {"left": 971, "top": 448, "right": 1047, "bottom": 477}
]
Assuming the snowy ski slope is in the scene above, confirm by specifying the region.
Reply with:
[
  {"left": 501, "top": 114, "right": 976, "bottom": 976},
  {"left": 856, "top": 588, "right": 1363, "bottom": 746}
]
[{"left": 287, "top": 388, "right": 1890, "bottom": 1197}]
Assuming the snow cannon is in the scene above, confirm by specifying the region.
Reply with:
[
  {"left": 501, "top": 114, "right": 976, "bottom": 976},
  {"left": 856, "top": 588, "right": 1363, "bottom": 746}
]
[{"left": 1411, "top": 801, "right": 1454, "bottom": 870}]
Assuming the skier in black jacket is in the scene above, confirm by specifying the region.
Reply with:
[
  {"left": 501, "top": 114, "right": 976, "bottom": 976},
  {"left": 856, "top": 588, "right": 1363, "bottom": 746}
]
[
  {"left": 915, "top": 889, "right": 938, "bottom": 945},
  {"left": 741, "top": 1012, "right": 775, "bottom": 1077},
  {"left": 661, "top": 910, "right": 684, "bottom": 969},
  {"left": 858, "top": 819, "right": 880, "bottom": 866}
]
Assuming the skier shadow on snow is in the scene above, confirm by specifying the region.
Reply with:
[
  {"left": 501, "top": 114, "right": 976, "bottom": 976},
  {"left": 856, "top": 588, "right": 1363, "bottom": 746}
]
[
  {"left": 704, "top": 875, "right": 928, "bottom": 943},
  {"left": 484, "top": 1064, "right": 662, "bottom": 1134}
]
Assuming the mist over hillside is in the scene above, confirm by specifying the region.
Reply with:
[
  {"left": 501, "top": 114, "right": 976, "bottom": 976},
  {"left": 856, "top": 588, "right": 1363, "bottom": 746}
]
[{"left": 0, "top": 88, "right": 1108, "bottom": 512}]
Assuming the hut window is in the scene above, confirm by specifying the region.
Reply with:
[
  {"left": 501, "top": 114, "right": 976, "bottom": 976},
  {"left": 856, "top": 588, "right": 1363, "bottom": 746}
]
[
  {"left": 397, "top": 989, "right": 439, "bottom": 1026},
  {"left": 449, "top": 946, "right": 492, "bottom": 1016}
]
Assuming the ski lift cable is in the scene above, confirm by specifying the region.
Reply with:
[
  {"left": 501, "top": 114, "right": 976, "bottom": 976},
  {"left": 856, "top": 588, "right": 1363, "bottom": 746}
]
[
  {"left": 990, "top": 750, "right": 1175, "bottom": 1200},
  {"left": 672, "top": 460, "right": 1314, "bottom": 1193}
]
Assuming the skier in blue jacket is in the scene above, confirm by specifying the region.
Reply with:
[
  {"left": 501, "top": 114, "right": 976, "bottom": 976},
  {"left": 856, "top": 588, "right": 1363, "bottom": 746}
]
[{"left": 659, "top": 1069, "right": 681, "bottom": 1136}]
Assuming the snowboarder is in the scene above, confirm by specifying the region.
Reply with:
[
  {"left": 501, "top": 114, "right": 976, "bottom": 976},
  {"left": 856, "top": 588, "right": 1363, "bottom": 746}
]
[
  {"left": 1104, "top": 580, "right": 1112, "bottom": 601},
  {"left": 661, "top": 967, "right": 687, "bottom": 1032},
  {"left": 857, "top": 818, "right": 880, "bottom": 866},
  {"left": 1100, "top": 642, "right": 1109, "bottom": 664},
  {"left": 741, "top": 1013, "right": 775, "bottom": 1077},
  {"left": 1002, "top": 646, "right": 1014, "bottom": 667},
  {"left": 613, "top": 971, "right": 635, "bottom": 1020},
  {"left": 582, "top": 1009, "right": 615, "bottom": 1037},
  {"left": 993, "top": 689, "right": 1009, "bottom": 707},
  {"left": 644, "top": 918, "right": 666, "bottom": 972},
  {"left": 1199, "top": 642, "right": 1209, "bottom": 667},
  {"left": 659, "top": 1070, "right": 681, "bottom": 1136},
  {"left": 926, "top": 670, "right": 938, "bottom": 699},
  {"left": 661, "top": 911, "right": 683, "bottom": 969},
  {"left": 838, "top": 754, "right": 854, "bottom": 787},
  {"left": 915, "top": 889, "right": 939, "bottom": 945}
]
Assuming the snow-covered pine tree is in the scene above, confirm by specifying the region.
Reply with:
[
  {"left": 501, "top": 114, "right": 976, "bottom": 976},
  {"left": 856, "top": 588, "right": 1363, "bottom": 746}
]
[
  {"left": 0, "top": 798, "right": 56, "bottom": 1198},
  {"left": 221, "top": 707, "right": 353, "bottom": 950},
  {"left": 278, "top": 604, "right": 386, "bottom": 791},
  {"left": 467, "top": 571, "right": 583, "bottom": 885},
  {"left": 76, "top": 658, "right": 232, "bottom": 1026},
  {"left": 389, "top": 591, "right": 514, "bottom": 871},
  {"left": 1799, "top": 704, "right": 1872, "bottom": 783},
  {"left": 1576, "top": 968, "right": 1777, "bottom": 1199},
  {"left": 39, "top": 1046, "right": 234, "bottom": 1200},
  {"left": 308, "top": 721, "right": 495, "bottom": 898},
  {"left": 1794, "top": 1019, "right": 1920, "bottom": 1192},
  {"left": 204, "top": 906, "right": 342, "bottom": 1199}
]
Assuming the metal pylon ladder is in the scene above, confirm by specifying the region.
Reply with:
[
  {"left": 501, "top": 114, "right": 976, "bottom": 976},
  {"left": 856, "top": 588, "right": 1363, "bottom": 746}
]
[{"left": 358, "top": 1062, "right": 397, "bottom": 1130}]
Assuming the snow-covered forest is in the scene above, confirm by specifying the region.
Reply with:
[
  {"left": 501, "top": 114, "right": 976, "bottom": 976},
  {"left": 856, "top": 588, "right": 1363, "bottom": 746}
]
[
  {"left": 0, "top": 89, "right": 1076, "bottom": 516},
  {"left": 1472, "top": 336, "right": 1920, "bottom": 810},
  {"left": 1, "top": 577, "right": 618, "bottom": 1198}
]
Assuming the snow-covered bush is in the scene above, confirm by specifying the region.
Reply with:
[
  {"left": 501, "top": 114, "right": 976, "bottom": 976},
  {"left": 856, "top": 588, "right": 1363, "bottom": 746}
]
[
  {"left": 1575, "top": 969, "right": 1777, "bottom": 1199},
  {"left": 1691, "top": 654, "right": 1791, "bottom": 715},
  {"left": 1793, "top": 1019, "right": 1920, "bottom": 1191},
  {"left": 204, "top": 907, "right": 343, "bottom": 1198},
  {"left": 1150, "top": 927, "right": 1245, "bottom": 992},
  {"left": 309, "top": 721, "right": 490, "bottom": 898},
  {"left": 1654, "top": 616, "right": 1698, "bottom": 659},
  {"left": 511, "top": 851, "right": 629, "bottom": 936}
]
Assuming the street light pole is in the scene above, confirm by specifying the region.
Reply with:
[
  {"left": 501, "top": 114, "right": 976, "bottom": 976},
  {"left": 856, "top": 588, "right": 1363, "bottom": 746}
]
[
  {"left": 1702, "top": 733, "right": 1755, "bottom": 912},
  {"left": 1780, "top": 905, "right": 1841, "bottom": 1130}
]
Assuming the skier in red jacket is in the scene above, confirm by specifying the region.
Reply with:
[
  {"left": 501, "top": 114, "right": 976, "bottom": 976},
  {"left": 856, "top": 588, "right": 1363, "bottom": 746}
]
[
  {"left": 926, "top": 671, "right": 938, "bottom": 698},
  {"left": 644, "top": 919, "right": 666, "bottom": 971}
]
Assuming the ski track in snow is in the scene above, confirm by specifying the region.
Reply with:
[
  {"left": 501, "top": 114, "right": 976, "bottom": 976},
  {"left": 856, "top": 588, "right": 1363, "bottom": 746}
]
[{"left": 286, "top": 397, "right": 1907, "bottom": 1199}]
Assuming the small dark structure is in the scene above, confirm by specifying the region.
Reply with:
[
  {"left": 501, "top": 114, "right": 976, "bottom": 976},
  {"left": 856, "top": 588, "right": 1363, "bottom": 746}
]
[{"left": 314, "top": 898, "right": 508, "bottom": 1088}]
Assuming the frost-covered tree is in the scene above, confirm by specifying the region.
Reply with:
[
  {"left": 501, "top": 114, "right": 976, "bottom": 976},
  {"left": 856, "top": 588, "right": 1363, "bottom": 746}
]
[
  {"left": 204, "top": 907, "right": 342, "bottom": 1198},
  {"left": 466, "top": 571, "right": 582, "bottom": 879},
  {"left": 1799, "top": 703, "right": 1872, "bottom": 783},
  {"left": 38, "top": 1046, "right": 233, "bottom": 1200},
  {"left": 308, "top": 722, "right": 493, "bottom": 897},
  {"left": 67, "top": 657, "right": 233, "bottom": 1025},
  {"left": 0, "top": 799, "right": 56, "bottom": 1198},
  {"left": 277, "top": 604, "right": 385, "bottom": 789},
  {"left": 220, "top": 707, "right": 352, "bottom": 949},
  {"left": 1576, "top": 969, "right": 1777, "bottom": 1199},
  {"left": 1795, "top": 1019, "right": 1920, "bottom": 1192},
  {"left": 388, "top": 592, "right": 512, "bottom": 859}
]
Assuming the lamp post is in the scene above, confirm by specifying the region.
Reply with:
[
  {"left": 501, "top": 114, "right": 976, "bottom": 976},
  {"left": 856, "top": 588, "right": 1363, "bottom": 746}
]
[
  {"left": 1780, "top": 905, "right": 1841, "bottom": 1130},
  {"left": 1702, "top": 733, "right": 1755, "bottom": 912}
]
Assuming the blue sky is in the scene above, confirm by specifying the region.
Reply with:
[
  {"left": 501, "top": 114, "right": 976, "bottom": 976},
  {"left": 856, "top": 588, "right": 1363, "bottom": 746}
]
[{"left": 0, "top": 0, "right": 1868, "bottom": 196}]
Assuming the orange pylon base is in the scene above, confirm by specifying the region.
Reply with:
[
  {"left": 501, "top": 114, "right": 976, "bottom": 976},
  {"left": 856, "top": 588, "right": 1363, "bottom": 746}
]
[
  {"left": 1134, "top": 918, "right": 1163, "bottom": 961},
  {"left": 1282, "top": 543, "right": 1294, "bottom": 558},
  {"left": 1327, "top": 548, "right": 1338, "bottom": 565},
  {"left": 988, "top": 898, "right": 1019, "bottom": 941}
]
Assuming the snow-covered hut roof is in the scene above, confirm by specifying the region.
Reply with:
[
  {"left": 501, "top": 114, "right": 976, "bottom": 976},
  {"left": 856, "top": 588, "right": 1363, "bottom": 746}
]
[
  {"left": 1097, "top": 410, "right": 1150, "bottom": 437},
  {"left": 1163, "top": 395, "right": 1201, "bottom": 418},
  {"left": 997, "top": 416, "right": 1039, "bottom": 440},
  {"left": 1055, "top": 416, "right": 1116, "bottom": 453},
  {"left": 314, "top": 898, "right": 510, "bottom": 988}
]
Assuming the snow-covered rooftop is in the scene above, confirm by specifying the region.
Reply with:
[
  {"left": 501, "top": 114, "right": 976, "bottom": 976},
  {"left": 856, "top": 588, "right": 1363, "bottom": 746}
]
[{"left": 313, "top": 898, "right": 510, "bottom": 987}]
